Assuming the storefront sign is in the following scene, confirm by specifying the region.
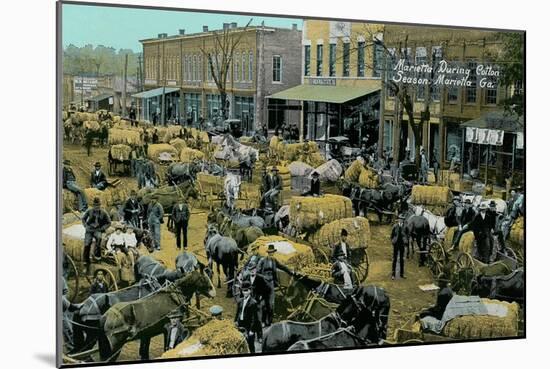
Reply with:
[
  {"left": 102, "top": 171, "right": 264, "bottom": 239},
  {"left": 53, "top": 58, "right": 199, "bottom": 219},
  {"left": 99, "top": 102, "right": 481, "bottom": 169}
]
[
  {"left": 309, "top": 78, "right": 336, "bottom": 86},
  {"left": 465, "top": 127, "right": 504, "bottom": 146},
  {"left": 73, "top": 77, "right": 98, "bottom": 92}
]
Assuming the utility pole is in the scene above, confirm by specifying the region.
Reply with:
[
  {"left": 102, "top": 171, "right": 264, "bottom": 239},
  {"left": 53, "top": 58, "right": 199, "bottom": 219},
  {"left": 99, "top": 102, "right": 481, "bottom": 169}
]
[
  {"left": 122, "top": 53, "right": 128, "bottom": 116},
  {"left": 161, "top": 43, "right": 166, "bottom": 125}
]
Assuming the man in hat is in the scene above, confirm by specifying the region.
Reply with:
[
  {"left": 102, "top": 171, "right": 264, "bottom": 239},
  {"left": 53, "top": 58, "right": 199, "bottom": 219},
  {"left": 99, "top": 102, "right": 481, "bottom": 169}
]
[
  {"left": 210, "top": 305, "right": 224, "bottom": 320},
  {"left": 246, "top": 263, "right": 270, "bottom": 326},
  {"left": 257, "top": 244, "right": 279, "bottom": 326},
  {"left": 163, "top": 311, "right": 189, "bottom": 352},
  {"left": 332, "top": 250, "right": 355, "bottom": 290},
  {"left": 391, "top": 215, "right": 408, "bottom": 280},
  {"left": 419, "top": 273, "right": 453, "bottom": 320},
  {"left": 444, "top": 196, "right": 461, "bottom": 228},
  {"left": 308, "top": 171, "right": 321, "bottom": 197},
  {"left": 123, "top": 190, "right": 142, "bottom": 228},
  {"left": 106, "top": 223, "right": 126, "bottom": 254},
  {"left": 90, "top": 162, "right": 108, "bottom": 190},
  {"left": 471, "top": 203, "right": 495, "bottom": 263},
  {"left": 332, "top": 229, "right": 351, "bottom": 263},
  {"left": 81, "top": 197, "right": 112, "bottom": 272},
  {"left": 259, "top": 166, "right": 270, "bottom": 208},
  {"left": 171, "top": 198, "right": 190, "bottom": 250},
  {"left": 265, "top": 166, "right": 283, "bottom": 210},
  {"left": 234, "top": 281, "right": 262, "bottom": 353},
  {"left": 89, "top": 270, "right": 109, "bottom": 295},
  {"left": 147, "top": 195, "right": 164, "bottom": 250},
  {"left": 450, "top": 198, "right": 476, "bottom": 250},
  {"left": 63, "top": 159, "right": 88, "bottom": 211}
]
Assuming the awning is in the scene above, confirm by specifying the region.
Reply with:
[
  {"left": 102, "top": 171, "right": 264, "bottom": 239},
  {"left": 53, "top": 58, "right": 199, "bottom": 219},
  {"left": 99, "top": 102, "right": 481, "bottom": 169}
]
[
  {"left": 87, "top": 93, "right": 113, "bottom": 102},
  {"left": 132, "top": 87, "right": 180, "bottom": 99},
  {"left": 267, "top": 84, "right": 380, "bottom": 104},
  {"left": 461, "top": 111, "right": 524, "bottom": 133}
]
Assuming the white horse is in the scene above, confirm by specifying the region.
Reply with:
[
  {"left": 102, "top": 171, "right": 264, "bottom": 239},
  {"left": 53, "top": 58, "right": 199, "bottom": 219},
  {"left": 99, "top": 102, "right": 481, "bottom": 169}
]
[
  {"left": 224, "top": 172, "right": 241, "bottom": 211},
  {"left": 411, "top": 204, "right": 447, "bottom": 240}
]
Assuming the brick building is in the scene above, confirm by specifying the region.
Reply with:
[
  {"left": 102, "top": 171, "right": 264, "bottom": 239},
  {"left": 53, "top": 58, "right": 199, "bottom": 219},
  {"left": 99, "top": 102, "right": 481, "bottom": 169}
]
[{"left": 137, "top": 23, "right": 302, "bottom": 133}]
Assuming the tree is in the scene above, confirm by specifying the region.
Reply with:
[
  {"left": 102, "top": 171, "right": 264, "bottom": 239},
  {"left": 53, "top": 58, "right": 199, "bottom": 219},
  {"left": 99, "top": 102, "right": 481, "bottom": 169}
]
[
  {"left": 496, "top": 32, "right": 524, "bottom": 117},
  {"left": 199, "top": 19, "right": 253, "bottom": 120}
]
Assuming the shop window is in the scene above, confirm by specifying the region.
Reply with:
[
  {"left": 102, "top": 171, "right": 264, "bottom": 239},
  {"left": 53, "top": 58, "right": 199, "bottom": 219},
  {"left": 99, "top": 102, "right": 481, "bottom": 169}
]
[{"left": 446, "top": 123, "right": 462, "bottom": 163}]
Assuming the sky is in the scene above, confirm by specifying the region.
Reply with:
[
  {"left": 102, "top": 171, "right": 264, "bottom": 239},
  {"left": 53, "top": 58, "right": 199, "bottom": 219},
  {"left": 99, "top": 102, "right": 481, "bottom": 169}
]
[{"left": 62, "top": 3, "right": 303, "bottom": 52}]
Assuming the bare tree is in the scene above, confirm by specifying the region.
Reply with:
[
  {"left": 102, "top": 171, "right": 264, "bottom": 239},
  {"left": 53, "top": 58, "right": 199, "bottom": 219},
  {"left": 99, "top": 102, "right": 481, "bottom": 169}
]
[{"left": 199, "top": 19, "right": 253, "bottom": 120}]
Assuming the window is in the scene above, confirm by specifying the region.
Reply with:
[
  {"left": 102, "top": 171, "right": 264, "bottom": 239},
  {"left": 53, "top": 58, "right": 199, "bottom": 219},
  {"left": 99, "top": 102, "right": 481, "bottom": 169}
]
[
  {"left": 206, "top": 94, "right": 222, "bottom": 120},
  {"left": 383, "top": 119, "right": 393, "bottom": 150},
  {"left": 234, "top": 52, "right": 240, "bottom": 82},
  {"left": 372, "top": 42, "right": 384, "bottom": 77},
  {"left": 343, "top": 42, "right": 350, "bottom": 77},
  {"left": 248, "top": 51, "right": 254, "bottom": 81},
  {"left": 198, "top": 55, "right": 202, "bottom": 82},
  {"left": 329, "top": 43, "right": 336, "bottom": 77},
  {"left": 193, "top": 55, "right": 197, "bottom": 81},
  {"left": 415, "top": 47, "right": 427, "bottom": 100},
  {"left": 431, "top": 46, "right": 442, "bottom": 101},
  {"left": 357, "top": 42, "right": 365, "bottom": 77},
  {"left": 304, "top": 45, "right": 311, "bottom": 76},
  {"left": 447, "top": 61, "right": 459, "bottom": 103},
  {"left": 207, "top": 56, "right": 212, "bottom": 81},
  {"left": 466, "top": 60, "right": 477, "bottom": 103},
  {"left": 485, "top": 75, "right": 498, "bottom": 105},
  {"left": 316, "top": 44, "right": 323, "bottom": 76},
  {"left": 273, "top": 55, "right": 282, "bottom": 82},
  {"left": 386, "top": 48, "right": 396, "bottom": 97},
  {"left": 242, "top": 52, "right": 246, "bottom": 82}
]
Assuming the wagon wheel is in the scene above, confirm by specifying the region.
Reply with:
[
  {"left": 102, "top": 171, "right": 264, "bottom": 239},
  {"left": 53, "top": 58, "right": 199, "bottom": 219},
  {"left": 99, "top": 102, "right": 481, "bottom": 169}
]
[
  {"left": 402, "top": 338, "right": 424, "bottom": 344},
  {"left": 427, "top": 241, "right": 446, "bottom": 277},
  {"left": 449, "top": 252, "right": 476, "bottom": 295},
  {"left": 352, "top": 248, "right": 370, "bottom": 284},
  {"left": 64, "top": 254, "right": 80, "bottom": 303},
  {"left": 90, "top": 267, "right": 119, "bottom": 292}
]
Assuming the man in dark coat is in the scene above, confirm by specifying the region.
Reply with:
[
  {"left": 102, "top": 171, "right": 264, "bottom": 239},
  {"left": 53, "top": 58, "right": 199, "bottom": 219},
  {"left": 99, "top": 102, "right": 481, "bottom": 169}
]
[
  {"left": 266, "top": 166, "right": 283, "bottom": 209},
  {"left": 245, "top": 263, "right": 270, "bottom": 326},
  {"left": 90, "top": 162, "right": 108, "bottom": 190},
  {"left": 444, "top": 196, "right": 461, "bottom": 228},
  {"left": 123, "top": 190, "right": 141, "bottom": 228},
  {"left": 332, "top": 229, "right": 351, "bottom": 263},
  {"left": 234, "top": 281, "right": 262, "bottom": 353},
  {"left": 163, "top": 311, "right": 189, "bottom": 352},
  {"left": 63, "top": 159, "right": 88, "bottom": 211},
  {"left": 451, "top": 198, "right": 476, "bottom": 250},
  {"left": 307, "top": 171, "right": 321, "bottom": 197},
  {"left": 391, "top": 215, "right": 408, "bottom": 280},
  {"left": 256, "top": 244, "right": 279, "bottom": 327},
  {"left": 171, "top": 199, "right": 190, "bottom": 249},
  {"left": 419, "top": 274, "right": 453, "bottom": 320},
  {"left": 470, "top": 203, "right": 495, "bottom": 263},
  {"left": 259, "top": 167, "right": 270, "bottom": 208},
  {"left": 147, "top": 195, "right": 164, "bottom": 250},
  {"left": 89, "top": 270, "right": 109, "bottom": 295},
  {"left": 81, "top": 197, "right": 112, "bottom": 273}
]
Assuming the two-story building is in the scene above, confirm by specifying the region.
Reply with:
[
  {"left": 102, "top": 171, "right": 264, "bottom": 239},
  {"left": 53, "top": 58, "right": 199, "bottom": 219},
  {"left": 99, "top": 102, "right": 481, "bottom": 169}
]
[
  {"left": 268, "top": 20, "right": 384, "bottom": 146},
  {"left": 136, "top": 22, "right": 302, "bottom": 133}
]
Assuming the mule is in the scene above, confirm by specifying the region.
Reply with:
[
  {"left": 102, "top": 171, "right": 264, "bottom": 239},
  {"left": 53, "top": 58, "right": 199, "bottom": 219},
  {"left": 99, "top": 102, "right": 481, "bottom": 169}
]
[{"left": 204, "top": 225, "right": 240, "bottom": 296}]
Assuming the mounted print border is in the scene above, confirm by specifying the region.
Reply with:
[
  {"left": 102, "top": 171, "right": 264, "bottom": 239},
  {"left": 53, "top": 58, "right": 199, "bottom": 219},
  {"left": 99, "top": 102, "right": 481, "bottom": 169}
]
[{"left": 56, "top": 1, "right": 526, "bottom": 367}]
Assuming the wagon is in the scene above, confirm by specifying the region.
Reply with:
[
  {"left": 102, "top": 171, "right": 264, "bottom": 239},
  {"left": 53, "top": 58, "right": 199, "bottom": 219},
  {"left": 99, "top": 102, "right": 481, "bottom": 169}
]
[{"left": 427, "top": 228, "right": 519, "bottom": 295}]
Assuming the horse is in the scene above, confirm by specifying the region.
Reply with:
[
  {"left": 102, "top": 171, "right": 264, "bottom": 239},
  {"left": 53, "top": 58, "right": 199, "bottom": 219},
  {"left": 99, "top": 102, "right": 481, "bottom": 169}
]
[
  {"left": 289, "top": 272, "right": 356, "bottom": 305},
  {"left": 98, "top": 270, "right": 216, "bottom": 361},
  {"left": 204, "top": 225, "right": 240, "bottom": 296},
  {"left": 470, "top": 267, "right": 524, "bottom": 304},
  {"left": 403, "top": 210, "right": 431, "bottom": 264},
  {"left": 262, "top": 285, "right": 390, "bottom": 352},
  {"left": 166, "top": 162, "right": 200, "bottom": 186},
  {"left": 347, "top": 182, "right": 409, "bottom": 222},
  {"left": 69, "top": 278, "right": 161, "bottom": 355},
  {"left": 231, "top": 225, "right": 264, "bottom": 259},
  {"left": 224, "top": 172, "right": 242, "bottom": 212},
  {"left": 134, "top": 255, "right": 183, "bottom": 284},
  {"left": 239, "top": 150, "right": 257, "bottom": 182},
  {"left": 410, "top": 205, "right": 447, "bottom": 241}
]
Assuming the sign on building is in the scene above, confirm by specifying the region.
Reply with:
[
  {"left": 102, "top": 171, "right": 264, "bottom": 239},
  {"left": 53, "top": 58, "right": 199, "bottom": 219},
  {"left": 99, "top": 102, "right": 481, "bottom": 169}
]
[{"left": 465, "top": 127, "right": 504, "bottom": 146}]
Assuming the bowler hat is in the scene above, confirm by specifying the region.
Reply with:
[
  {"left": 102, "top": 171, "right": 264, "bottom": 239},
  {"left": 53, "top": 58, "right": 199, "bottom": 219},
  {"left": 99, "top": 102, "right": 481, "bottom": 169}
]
[
  {"left": 267, "top": 243, "right": 277, "bottom": 253},
  {"left": 93, "top": 197, "right": 101, "bottom": 206},
  {"left": 94, "top": 162, "right": 102, "bottom": 167},
  {"left": 312, "top": 171, "right": 319, "bottom": 177},
  {"left": 341, "top": 229, "right": 348, "bottom": 236},
  {"left": 63, "top": 159, "right": 71, "bottom": 165},
  {"left": 479, "top": 203, "right": 488, "bottom": 210},
  {"left": 464, "top": 199, "right": 472, "bottom": 204},
  {"left": 271, "top": 166, "right": 279, "bottom": 171},
  {"left": 167, "top": 310, "right": 183, "bottom": 319},
  {"left": 489, "top": 200, "right": 496, "bottom": 208},
  {"left": 241, "top": 281, "right": 252, "bottom": 290}
]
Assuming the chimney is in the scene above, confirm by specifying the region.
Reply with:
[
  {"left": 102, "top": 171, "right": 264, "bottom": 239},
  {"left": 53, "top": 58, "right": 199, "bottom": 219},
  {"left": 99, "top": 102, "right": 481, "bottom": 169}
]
[
  {"left": 158, "top": 33, "right": 167, "bottom": 38},
  {"left": 231, "top": 22, "right": 237, "bottom": 28},
  {"left": 292, "top": 23, "right": 298, "bottom": 31},
  {"left": 179, "top": 29, "right": 185, "bottom": 35},
  {"left": 223, "top": 23, "right": 230, "bottom": 30},
  {"left": 202, "top": 25, "right": 209, "bottom": 32}
]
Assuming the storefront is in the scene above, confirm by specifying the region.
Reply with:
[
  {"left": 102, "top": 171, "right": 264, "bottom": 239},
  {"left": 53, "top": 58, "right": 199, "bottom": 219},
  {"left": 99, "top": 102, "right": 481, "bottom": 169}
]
[
  {"left": 460, "top": 111, "right": 524, "bottom": 188},
  {"left": 86, "top": 93, "right": 113, "bottom": 112},
  {"left": 183, "top": 92, "right": 202, "bottom": 124},
  {"left": 267, "top": 83, "right": 380, "bottom": 147},
  {"left": 234, "top": 96, "right": 255, "bottom": 135},
  {"left": 132, "top": 87, "right": 180, "bottom": 123}
]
